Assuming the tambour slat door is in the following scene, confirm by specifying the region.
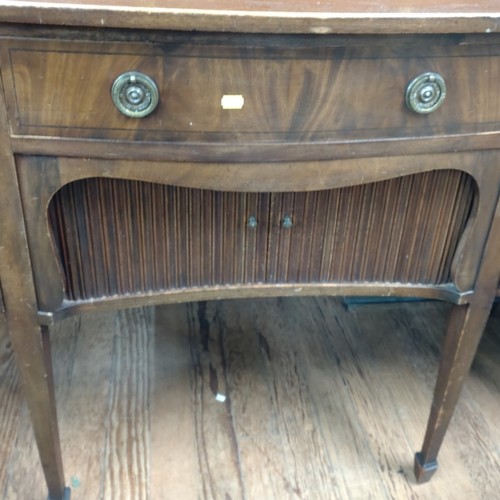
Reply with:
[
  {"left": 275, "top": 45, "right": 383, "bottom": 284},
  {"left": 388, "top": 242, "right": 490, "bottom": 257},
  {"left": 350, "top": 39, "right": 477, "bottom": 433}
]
[{"left": 47, "top": 169, "right": 475, "bottom": 303}]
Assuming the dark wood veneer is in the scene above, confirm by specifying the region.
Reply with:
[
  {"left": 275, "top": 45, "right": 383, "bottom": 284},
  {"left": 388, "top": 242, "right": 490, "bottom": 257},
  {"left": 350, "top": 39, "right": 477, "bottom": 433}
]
[
  {"left": 0, "top": 6, "right": 499, "bottom": 500},
  {"left": 47, "top": 172, "right": 473, "bottom": 300},
  {"left": 3, "top": 37, "right": 500, "bottom": 145}
]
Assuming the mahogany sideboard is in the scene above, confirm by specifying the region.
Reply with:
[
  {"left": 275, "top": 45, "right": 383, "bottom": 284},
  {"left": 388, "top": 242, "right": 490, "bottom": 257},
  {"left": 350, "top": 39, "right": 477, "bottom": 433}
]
[{"left": 1, "top": 2, "right": 500, "bottom": 499}]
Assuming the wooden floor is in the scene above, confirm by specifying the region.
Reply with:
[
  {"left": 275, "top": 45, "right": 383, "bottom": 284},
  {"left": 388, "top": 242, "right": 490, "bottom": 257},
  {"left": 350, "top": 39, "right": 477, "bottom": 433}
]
[{"left": 0, "top": 298, "right": 499, "bottom": 500}]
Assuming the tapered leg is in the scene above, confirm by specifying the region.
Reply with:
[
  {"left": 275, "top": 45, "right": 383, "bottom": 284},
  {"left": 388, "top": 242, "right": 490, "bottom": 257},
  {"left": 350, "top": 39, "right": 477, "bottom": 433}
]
[
  {"left": 415, "top": 302, "right": 491, "bottom": 482},
  {"left": 0, "top": 73, "right": 69, "bottom": 498},
  {"left": 8, "top": 320, "right": 69, "bottom": 499},
  {"left": 415, "top": 173, "right": 500, "bottom": 483},
  {"left": 40, "top": 326, "right": 71, "bottom": 500}
]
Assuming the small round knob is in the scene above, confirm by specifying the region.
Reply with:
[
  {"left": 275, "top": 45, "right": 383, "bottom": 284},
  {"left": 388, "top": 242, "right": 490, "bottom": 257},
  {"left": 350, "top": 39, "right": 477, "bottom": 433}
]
[
  {"left": 111, "top": 71, "right": 159, "bottom": 118},
  {"left": 247, "top": 216, "right": 258, "bottom": 229},
  {"left": 282, "top": 216, "right": 293, "bottom": 229},
  {"left": 405, "top": 72, "right": 446, "bottom": 114}
]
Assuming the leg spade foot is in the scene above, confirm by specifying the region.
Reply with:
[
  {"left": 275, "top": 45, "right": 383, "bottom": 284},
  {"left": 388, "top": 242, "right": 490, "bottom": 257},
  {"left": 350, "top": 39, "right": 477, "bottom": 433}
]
[
  {"left": 414, "top": 452, "right": 438, "bottom": 483},
  {"left": 48, "top": 486, "right": 71, "bottom": 500}
]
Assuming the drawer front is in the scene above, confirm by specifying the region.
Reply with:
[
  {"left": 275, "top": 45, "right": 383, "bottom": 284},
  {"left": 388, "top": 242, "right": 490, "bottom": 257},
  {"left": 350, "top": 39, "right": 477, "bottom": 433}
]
[
  {"left": 3, "top": 37, "right": 500, "bottom": 144},
  {"left": 48, "top": 170, "right": 474, "bottom": 302}
]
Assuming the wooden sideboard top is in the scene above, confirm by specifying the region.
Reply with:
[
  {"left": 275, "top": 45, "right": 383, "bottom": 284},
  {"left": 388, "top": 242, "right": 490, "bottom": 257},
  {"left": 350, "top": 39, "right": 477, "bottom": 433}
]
[{"left": 0, "top": 0, "right": 498, "bottom": 34}]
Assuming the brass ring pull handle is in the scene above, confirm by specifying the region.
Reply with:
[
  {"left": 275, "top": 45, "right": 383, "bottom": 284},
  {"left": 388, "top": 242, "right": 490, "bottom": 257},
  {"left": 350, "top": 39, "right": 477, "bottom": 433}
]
[
  {"left": 405, "top": 72, "right": 446, "bottom": 114},
  {"left": 111, "top": 71, "right": 159, "bottom": 118}
]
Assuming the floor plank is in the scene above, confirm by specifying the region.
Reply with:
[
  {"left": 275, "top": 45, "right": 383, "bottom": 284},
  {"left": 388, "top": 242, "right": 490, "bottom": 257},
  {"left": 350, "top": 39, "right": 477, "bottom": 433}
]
[{"left": 1, "top": 297, "right": 500, "bottom": 499}]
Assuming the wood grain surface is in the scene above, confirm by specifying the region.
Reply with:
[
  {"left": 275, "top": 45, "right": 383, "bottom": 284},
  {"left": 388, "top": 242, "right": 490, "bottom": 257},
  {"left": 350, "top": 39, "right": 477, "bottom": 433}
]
[
  {"left": 1, "top": 17, "right": 499, "bottom": 500},
  {"left": 4, "top": 36, "right": 500, "bottom": 147},
  {"left": 6, "top": 39, "right": 500, "bottom": 141},
  {"left": 0, "top": 286, "right": 9, "bottom": 367},
  {"left": 1, "top": 298, "right": 499, "bottom": 499},
  {"left": 48, "top": 172, "right": 474, "bottom": 301},
  {"left": 0, "top": 0, "right": 499, "bottom": 34}
]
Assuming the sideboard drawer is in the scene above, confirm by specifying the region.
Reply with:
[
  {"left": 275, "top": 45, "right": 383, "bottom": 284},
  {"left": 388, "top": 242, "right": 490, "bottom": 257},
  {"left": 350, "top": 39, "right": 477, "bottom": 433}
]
[{"left": 3, "top": 36, "right": 500, "bottom": 145}]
